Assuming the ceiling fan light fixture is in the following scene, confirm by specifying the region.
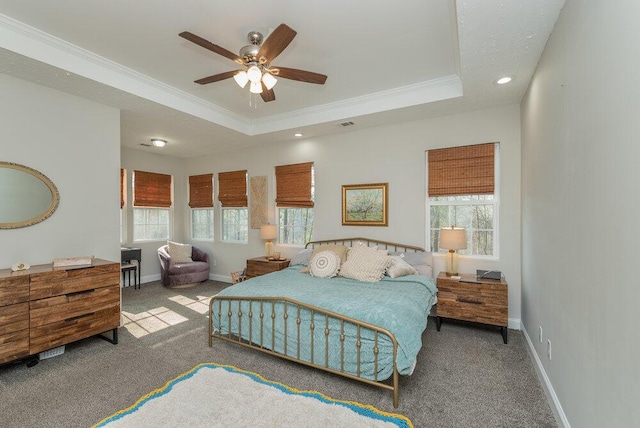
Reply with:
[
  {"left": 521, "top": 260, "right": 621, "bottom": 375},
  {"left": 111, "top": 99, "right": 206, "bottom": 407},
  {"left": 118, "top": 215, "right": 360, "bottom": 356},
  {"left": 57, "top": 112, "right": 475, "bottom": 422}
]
[
  {"left": 151, "top": 139, "right": 167, "bottom": 147},
  {"left": 249, "top": 81, "right": 263, "bottom": 94},
  {"left": 262, "top": 72, "right": 277, "bottom": 90},
  {"left": 247, "top": 65, "right": 262, "bottom": 83},
  {"left": 233, "top": 71, "right": 249, "bottom": 88}
]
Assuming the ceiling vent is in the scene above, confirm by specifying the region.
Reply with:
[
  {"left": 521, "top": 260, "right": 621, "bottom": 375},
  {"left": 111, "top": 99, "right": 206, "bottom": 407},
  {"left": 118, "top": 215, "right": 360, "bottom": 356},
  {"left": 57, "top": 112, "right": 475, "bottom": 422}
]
[{"left": 339, "top": 121, "right": 355, "bottom": 127}]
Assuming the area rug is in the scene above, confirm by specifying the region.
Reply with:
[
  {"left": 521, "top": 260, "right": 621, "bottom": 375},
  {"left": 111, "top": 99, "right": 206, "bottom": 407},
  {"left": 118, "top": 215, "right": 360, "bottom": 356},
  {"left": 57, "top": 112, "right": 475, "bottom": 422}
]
[{"left": 93, "top": 362, "right": 412, "bottom": 428}]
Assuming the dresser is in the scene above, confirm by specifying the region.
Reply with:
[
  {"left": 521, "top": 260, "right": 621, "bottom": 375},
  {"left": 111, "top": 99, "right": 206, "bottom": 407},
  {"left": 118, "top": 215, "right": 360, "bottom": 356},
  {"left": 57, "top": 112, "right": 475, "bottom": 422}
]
[
  {"left": 436, "top": 272, "right": 509, "bottom": 343},
  {"left": 0, "top": 259, "right": 120, "bottom": 365},
  {"left": 245, "top": 257, "right": 290, "bottom": 279}
]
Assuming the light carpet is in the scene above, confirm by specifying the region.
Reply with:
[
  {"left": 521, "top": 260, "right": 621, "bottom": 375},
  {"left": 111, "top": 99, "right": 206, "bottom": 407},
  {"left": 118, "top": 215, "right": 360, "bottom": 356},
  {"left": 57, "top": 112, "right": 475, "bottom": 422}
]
[{"left": 93, "top": 362, "right": 412, "bottom": 428}]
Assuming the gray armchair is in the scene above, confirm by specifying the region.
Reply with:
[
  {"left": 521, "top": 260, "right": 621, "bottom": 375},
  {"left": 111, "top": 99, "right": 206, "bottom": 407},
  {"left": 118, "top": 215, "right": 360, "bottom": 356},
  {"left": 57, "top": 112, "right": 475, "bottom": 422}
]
[{"left": 158, "top": 244, "right": 209, "bottom": 287}]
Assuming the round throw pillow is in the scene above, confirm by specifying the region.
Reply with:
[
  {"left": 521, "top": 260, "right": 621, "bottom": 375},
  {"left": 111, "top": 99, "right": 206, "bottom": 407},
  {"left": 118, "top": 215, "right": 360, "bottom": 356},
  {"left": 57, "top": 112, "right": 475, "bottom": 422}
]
[{"left": 309, "top": 250, "right": 341, "bottom": 278}]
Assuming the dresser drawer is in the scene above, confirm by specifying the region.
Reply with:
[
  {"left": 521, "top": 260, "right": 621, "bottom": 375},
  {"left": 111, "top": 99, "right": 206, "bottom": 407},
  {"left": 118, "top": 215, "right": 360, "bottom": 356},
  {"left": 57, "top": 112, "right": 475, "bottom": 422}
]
[
  {"left": 30, "top": 263, "right": 119, "bottom": 300},
  {"left": 30, "top": 306, "right": 120, "bottom": 354},
  {"left": 437, "top": 282, "right": 507, "bottom": 327},
  {"left": 0, "top": 302, "right": 29, "bottom": 364},
  {"left": 0, "top": 275, "right": 29, "bottom": 306}
]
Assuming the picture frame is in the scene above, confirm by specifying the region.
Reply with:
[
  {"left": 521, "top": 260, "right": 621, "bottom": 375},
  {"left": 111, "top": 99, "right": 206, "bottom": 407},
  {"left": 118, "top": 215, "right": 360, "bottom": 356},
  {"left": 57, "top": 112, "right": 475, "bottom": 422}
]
[{"left": 342, "top": 183, "right": 388, "bottom": 226}]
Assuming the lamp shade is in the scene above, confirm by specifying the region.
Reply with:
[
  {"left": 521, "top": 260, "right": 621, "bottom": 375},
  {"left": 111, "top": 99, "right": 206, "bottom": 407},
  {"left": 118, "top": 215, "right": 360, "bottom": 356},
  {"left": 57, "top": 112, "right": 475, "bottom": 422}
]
[
  {"left": 439, "top": 227, "right": 467, "bottom": 250},
  {"left": 260, "top": 224, "right": 277, "bottom": 240},
  {"left": 262, "top": 72, "right": 277, "bottom": 90},
  {"left": 249, "top": 81, "right": 263, "bottom": 94},
  {"left": 247, "top": 65, "right": 262, "bottom": 83},
  {"left": 233, "top": 71, "right": 249, "bottom": 88}
]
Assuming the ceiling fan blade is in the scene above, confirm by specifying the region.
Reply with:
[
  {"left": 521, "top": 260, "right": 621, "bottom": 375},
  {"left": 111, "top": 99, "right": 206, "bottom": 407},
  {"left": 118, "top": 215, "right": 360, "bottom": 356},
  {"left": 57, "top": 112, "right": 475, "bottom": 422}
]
[
  {"left": 274, "top": 67, "right": 327, "bottom": 85},
  {"left": 179, "top": 31, "right": 244, "bottom": 64},
  {"left": 260, "top": 82, "right": 276, "bottom": 102},
  {"left": 258, "top": 24, "right": 297, "bottom": 63},
  {"left": 194, "top": 70, "right": 238, "bottom": 85}
]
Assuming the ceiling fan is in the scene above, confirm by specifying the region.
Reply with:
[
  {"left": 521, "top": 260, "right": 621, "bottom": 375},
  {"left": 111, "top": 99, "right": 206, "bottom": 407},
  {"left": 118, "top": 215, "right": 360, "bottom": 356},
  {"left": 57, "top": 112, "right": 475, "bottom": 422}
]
[{"left": 179, "top": 24, "right": 327, "bottom": 102}]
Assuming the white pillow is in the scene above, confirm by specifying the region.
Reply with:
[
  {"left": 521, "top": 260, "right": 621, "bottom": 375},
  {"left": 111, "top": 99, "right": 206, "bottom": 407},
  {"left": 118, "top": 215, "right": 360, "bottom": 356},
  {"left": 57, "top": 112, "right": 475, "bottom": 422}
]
[
  {"left": 167, "top": 241, "right": 193, "bottom": 263},
  {"left": 339, "top": 247, "right": 391, "bottom": 282},
  {"left": 309, "top": 250, "right": 341, "bottom": 278},
  {"left": 290, "top": 248, "right": 313, "bottom": 266},
  {"left": 386, "top": 255, "right": 418, "bottom": 278}
]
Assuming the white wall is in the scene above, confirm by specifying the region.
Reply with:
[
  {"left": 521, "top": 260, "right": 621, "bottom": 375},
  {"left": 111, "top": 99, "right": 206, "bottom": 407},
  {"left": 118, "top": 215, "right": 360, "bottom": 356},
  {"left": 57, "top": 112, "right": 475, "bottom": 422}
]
[
  {"left": 120, "top": 147, "right": 186, "bottom": 281},
  {"left": 521, "top": 0, "right": 640, "bottom": 426},
  {"left": 184, "top": 104, "right": 523, "bottom": 326},
  {"left": 0, "top": 74, "right": 120, "bottom": 267}
]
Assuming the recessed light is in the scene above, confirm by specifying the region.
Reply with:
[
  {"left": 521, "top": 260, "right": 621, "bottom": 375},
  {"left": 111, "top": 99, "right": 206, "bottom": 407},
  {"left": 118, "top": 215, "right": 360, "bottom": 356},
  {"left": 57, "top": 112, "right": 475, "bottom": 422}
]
[
  {"left": 151, "top": 139, "right": 167, "bottom": 147},
  {"left": 496, "top": 76, "right": 513, "bottom": 85},
  {"left": 294, "top": 133, "right": 303, "bottom": 137}
]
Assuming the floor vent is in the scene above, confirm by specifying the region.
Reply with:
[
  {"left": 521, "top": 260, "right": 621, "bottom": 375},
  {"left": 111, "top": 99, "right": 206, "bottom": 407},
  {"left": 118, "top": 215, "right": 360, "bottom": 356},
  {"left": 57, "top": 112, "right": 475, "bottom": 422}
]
[{"left": 339, "top": 121, "right": 355, "bottom": 127}]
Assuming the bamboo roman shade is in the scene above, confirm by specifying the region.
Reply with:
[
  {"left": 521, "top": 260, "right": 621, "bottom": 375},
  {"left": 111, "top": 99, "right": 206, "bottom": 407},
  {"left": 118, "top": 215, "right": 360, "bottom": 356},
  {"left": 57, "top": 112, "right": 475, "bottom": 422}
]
[
  {"left": 428, "top": 143, "right": 495, "bottom": 196},
  {"left": 275, "top": 162, "right": 314, "bottom": 208},
  {"left": 189, "top": 174, "right": 214, "bottom": 208},
  {"left": 133, "top": 170, "right": 172, "bottom": 208},
  {"left": 120, "top": 168, "right": 125, "bottom": 208},
  {"left": 218, "top": 170, "right": 247, "bottom": 207}
]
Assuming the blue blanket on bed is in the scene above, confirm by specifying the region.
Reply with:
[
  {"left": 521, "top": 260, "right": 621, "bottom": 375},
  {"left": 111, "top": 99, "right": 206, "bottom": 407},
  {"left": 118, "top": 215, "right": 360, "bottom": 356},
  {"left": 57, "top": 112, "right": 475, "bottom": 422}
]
[{"left": 212, "top": 267, "right": 437, "bottom": 379}]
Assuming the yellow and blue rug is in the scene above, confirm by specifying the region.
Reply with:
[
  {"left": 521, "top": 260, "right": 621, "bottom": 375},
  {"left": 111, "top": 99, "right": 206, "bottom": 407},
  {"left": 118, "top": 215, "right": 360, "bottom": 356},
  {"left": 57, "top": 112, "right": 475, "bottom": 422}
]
[{"left": 93, "top": 362, "right": 412, "bottom": 427}]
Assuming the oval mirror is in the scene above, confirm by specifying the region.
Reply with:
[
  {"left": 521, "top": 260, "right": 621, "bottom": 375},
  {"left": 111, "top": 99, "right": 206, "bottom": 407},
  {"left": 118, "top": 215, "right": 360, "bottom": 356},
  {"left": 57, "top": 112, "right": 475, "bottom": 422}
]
[{"left": 0, "top": 162, "right": 60, "bottom": 229}]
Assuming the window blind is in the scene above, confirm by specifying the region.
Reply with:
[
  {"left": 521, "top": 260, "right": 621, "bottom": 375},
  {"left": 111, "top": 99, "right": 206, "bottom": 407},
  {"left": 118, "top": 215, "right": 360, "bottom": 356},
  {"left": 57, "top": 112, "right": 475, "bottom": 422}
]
[
  {"left": 133, "top": 170, "right": 172, "bottom": 208},
  {"left": 275, "top": 162, "right": 314, "bottom": 208},
  {"left": 120, "top": 168, "right": 125, "bottom": 208},
  {"left": 217, "top": 170, "right": 247, "bottom": 207},
  {"left": 189, "top": 173, "right": 214, "bottom": 208},
  {"left": 428, "top": 143, "right": 495, "bottom": 196}
]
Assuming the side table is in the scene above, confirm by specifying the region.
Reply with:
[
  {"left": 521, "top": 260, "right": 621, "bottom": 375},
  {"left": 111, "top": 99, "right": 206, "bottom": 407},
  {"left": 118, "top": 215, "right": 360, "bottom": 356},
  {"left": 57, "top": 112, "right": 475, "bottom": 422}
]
[{"left": 435, "top": 271, "right": 509, "bottom": 344}]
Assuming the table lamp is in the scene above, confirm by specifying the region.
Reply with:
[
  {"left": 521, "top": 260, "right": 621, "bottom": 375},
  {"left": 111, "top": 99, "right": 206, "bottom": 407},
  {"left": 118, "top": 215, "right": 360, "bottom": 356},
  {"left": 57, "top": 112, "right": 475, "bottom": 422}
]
[
  {"left": 439, "top": 226, "right": 467, "bottom": 276},
  {"left": 260, "top": 224, "right": 277, "bottom": 258}
]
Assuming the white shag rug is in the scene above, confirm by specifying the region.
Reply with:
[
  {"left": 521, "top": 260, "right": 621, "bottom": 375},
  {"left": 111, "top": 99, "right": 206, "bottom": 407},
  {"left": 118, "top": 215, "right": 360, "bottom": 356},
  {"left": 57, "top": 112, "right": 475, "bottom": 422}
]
[{"left": 93, "top": 363, "right": 412, "bottom": 428}]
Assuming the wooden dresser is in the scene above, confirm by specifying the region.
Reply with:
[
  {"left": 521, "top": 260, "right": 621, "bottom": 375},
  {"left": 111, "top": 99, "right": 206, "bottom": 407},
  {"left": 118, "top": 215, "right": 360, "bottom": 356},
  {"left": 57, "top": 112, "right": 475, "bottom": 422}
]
[
  {"left": 0, "top": 259, "right": 120, "bottom": 365},
  {"left": 435, "top": 272, "right": 509, "bottom": 343},
  {"left": 245, "top": 257, "right": 290, "bottom": 279}
]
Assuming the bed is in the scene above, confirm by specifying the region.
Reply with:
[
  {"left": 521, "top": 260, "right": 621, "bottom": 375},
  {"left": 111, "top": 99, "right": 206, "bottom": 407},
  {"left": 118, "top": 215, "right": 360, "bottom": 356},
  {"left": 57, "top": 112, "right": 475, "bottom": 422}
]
[{"left": 208, "top": 237, "right": 437, "bottom": 407}]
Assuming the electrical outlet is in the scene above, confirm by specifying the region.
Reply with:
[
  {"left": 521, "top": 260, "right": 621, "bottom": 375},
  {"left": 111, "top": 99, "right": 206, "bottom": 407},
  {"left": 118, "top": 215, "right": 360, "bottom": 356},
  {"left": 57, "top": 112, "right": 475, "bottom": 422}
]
[
  {"left": 547, "top": 339, "right": 552, "bottom": 360},
  {"left": 539, "top": 326, "right": 543, "bottom": 343}
]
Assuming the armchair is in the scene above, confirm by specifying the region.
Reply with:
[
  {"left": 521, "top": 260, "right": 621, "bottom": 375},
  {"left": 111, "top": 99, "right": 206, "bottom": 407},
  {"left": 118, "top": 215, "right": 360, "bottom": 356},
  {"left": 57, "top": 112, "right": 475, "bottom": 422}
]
[{"left": 158, "top": 244, "right": 209, "bottom": 287}]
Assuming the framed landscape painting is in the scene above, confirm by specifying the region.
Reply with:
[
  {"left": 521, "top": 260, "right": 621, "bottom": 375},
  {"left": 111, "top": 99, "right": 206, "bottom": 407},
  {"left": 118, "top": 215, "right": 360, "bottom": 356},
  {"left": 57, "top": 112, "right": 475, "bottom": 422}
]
[{"left": 342, "top": 183, "right": 388, "bottom": 226}]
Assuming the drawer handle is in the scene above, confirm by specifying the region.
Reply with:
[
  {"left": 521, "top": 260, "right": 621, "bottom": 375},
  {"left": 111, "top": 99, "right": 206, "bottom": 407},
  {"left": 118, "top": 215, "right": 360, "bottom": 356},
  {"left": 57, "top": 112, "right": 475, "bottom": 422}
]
[
  {"left": 67, "top": 289, "right": 95, "bottom": 298},
  {"left": 458, "top": 298, "right": 482, "bottom": 305},
  {"left": 65, "top": 312, "right": 95, "bottom": 322}
]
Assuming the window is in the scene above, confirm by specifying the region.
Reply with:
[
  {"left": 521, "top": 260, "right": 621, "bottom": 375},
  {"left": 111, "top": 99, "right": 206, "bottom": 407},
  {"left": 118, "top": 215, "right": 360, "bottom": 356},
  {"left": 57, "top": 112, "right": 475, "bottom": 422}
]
[
  {"left": 275, "top": 162, "right": 314, "bottom": 245},
  {"left": 189, "top": 174, "right": 214, "bottom": 240},
  {"left": 427, "top": 143, "right": 498, "bottom": 257},
  {"left": 133, "top": 170, "right": 172, "bottom": 241},
  {"left": 218, "top": 170, "right": 248, "bottom": 243}
]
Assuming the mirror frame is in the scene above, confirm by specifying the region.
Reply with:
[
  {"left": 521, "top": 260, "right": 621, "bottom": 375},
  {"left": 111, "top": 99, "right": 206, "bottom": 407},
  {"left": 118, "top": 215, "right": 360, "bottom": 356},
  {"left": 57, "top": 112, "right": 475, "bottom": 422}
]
[{"left": 0, "top": 161, "right": 60, "bottom": 229}]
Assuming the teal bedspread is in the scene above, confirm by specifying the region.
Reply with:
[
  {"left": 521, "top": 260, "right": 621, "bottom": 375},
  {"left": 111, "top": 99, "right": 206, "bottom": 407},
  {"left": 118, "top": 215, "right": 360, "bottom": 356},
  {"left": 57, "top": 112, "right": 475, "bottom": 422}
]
[{"left": 212, "top": 267, "right": 437, "bottom": 380}]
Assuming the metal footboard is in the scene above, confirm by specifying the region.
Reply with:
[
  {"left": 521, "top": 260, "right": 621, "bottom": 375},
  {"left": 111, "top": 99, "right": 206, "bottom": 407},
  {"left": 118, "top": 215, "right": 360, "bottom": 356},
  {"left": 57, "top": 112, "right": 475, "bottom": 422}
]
[{"left": 209, "top": 295, "right": 401, "bottom": 408}]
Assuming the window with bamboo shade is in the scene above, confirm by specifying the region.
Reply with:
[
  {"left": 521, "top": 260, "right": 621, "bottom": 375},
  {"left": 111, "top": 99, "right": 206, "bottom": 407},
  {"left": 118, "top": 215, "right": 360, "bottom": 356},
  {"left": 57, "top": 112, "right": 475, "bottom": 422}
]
[
  {"left": 276, "top": 162, "right": 314, "bottom": 245},
  {"left": 275, "top": 162, "right": 314, "bottom": 208},
  {"left": 133, "top": 170, "right": 172, "bottom": 208},
  {"left": 189, "top": 174, "right": 214, "bottom": 208},
  {"left": 190, "top": 174, "right": 214, "bottom": 240},
  {"left": 218, "top": 170, "right": 247, "bottom": 207},
  {"left": 427, "top": 143, "right": 498, "bottom": 256}
]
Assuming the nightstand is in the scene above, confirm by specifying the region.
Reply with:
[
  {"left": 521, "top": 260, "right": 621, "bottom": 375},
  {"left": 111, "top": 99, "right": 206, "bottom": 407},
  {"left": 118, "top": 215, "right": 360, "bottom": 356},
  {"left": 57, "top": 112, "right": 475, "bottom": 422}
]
[
  {"left": 245, "top": 257, "right": 290, "bottom": 279},
  {"left": 436, "top": 272, "right": 509, "bottom": 344}
]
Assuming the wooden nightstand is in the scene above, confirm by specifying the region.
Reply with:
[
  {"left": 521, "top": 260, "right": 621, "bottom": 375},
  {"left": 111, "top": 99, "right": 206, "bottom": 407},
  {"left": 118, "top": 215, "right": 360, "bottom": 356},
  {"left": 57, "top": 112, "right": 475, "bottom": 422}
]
[
  {"left": 245, "top": 257, "right": 290, "bottom": 279},
  {"left": 436, "top": 272, "right": 509, "bottom": 344}
]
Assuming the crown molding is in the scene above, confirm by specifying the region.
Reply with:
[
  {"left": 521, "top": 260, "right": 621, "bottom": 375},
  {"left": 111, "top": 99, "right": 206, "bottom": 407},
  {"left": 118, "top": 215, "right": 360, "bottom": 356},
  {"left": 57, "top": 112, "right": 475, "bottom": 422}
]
[{"left": 0, "top": 13, "right": 462, "bottom": 137}]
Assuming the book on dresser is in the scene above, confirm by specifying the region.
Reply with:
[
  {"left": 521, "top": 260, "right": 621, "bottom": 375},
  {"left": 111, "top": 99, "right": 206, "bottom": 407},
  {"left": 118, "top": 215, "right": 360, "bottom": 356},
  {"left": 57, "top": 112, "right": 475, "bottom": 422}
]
[{"left": 0, "top": 258, "right": 120, "bottom": 366}]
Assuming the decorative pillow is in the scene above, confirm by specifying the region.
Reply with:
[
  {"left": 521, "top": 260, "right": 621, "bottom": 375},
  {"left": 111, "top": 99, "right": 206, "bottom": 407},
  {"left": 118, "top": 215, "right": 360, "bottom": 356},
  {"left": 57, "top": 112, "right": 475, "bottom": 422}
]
[
  {"left": 167, "top": 241, "right": 193, "bottom": 263},
  {"left": 339, "top": 247, "right": 391, "bottom": 282},
  {"left": 290, "top": 248, "right": 313, "bottom": 266},
  {"left": 351, "top": 241, "right": 389, "bottom": 256},
  {"left": 390, "top": 252, "right": 433, "bottom": 277},
  {"left": 309, "top": 250, "right": 341, "bottom": 278},
  {"left": 300, "top": 244, "right": 349, "bottom": 273},
  {"left": 386, "top": 255, "right": 418, "bottom": 278}
]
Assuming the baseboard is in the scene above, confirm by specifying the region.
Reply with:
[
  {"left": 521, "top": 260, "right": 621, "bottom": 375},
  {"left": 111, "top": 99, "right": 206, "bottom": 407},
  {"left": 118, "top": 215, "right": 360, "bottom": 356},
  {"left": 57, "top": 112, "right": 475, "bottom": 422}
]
[
  {"left": 522, "top": 324, "right": 571, "bottom": 428},
  {"left": 508, "top": 317, "right": 521, "bottom": 330},
  {"left": 210, "top": 273, "right": 231, "bottom": 283}
]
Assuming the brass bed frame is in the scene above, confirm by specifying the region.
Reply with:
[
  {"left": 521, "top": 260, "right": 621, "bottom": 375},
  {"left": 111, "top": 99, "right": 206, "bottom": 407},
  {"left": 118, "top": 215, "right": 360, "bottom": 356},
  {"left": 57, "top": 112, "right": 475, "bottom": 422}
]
[{"left": 208, "top": 237, "right": 427, "bottom": 408}]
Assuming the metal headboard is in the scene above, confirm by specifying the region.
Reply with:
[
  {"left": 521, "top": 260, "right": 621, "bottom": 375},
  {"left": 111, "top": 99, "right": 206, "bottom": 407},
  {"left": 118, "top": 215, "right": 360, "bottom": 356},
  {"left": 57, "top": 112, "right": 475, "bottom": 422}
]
[{"left": 305, "top": 237, "right": 425, "bottom": 253}]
